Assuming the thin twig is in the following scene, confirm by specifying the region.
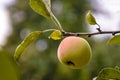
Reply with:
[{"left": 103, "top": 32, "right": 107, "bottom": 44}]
[
  {"left": 51, "top": 13, "right": 64, "bottom": 31},
  {"left": 96, "top": 23, "right": 102, "bottom": 32},
  {"left": 62, "top": 30, "right": 120, "bottom": 37},
  {"left": 42, "top": 29, "right": 56, "bottom": 33}
]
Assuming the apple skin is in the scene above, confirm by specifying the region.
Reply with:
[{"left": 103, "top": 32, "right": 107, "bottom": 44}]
[{"left": 57, "top": 36, "right": 92, "bottom": 69}]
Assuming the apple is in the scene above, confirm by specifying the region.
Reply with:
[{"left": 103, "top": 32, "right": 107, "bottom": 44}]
[{"left": 57, "top": 36, "right": 92, "bottom": 69}]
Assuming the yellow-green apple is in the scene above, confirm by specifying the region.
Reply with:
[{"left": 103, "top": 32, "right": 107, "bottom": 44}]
[{"left": 57, "top": 36, "right": 92, "bottom": 69}]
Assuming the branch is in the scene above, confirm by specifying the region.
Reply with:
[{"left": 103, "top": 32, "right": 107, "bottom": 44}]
[{"left": 62, "top": 30, "right": 120, "bottom": 37}]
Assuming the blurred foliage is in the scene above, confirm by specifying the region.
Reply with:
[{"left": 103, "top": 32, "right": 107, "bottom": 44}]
[
  {"left": 0, "top": 51, "right": 20, "bottom": 80},
  {"left": 0, "top": 0, "right": 120, "bottom": 80}
]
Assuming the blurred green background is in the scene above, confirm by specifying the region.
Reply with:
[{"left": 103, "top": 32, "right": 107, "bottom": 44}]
[{"left": 1, "top": 0, "right": 120, "bottom": 80}]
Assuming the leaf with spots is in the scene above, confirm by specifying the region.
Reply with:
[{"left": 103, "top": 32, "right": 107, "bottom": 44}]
[{"left": 96, "top": 68, "right": 120, "bottom": 80}]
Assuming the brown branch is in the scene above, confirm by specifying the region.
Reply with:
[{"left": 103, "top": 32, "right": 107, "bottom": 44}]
[{"left": 62, "top": 30, "right": 120, "bottom": 37}]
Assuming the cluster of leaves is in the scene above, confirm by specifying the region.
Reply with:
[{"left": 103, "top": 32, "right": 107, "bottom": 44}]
[
  {"left": 14, "top": 0, "right": 120, "bottom": 80},
  {"left": 14, "top": 0, "right": 63, "bottom": 61}
]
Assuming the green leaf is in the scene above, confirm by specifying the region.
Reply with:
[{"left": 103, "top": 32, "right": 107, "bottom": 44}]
[
  {"left": 107, "top": 35, "right": 120, "bottom": 44},
  {"left": 86, "top": 11, "right": 97, "bottom": 25},
  {"left": 0, "top": 52, "right": 20, "bottom": 80},
  {"left": 29, "top": 0, "right": 51, "bottom": 19},
  {"left": 49, "top": 30, "right": 62, "bottom": 40},
  {"left": 14, "top": 31, "right": 42, "bottom": 61},
  {"left": 96, "top": 68, "right": 120, "bottom": 80}
]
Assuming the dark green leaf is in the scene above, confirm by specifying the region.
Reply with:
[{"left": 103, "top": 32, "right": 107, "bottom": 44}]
[
  {"left": 96, "top": 68, "right": 120, "bottom": 80},
  {"left": 14, "top": 31, "right": 41, "bottom": 61},
  {"left": 29, "top": 0, "right": 51, "bottom": 19},
  {"left": 107, "top": 35, "right": 120, "bottom": 44}
]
